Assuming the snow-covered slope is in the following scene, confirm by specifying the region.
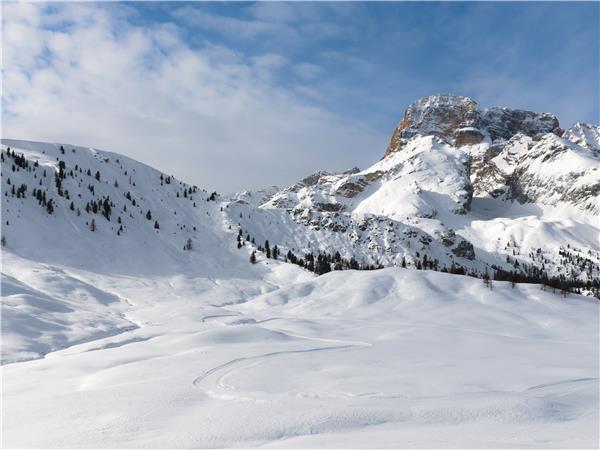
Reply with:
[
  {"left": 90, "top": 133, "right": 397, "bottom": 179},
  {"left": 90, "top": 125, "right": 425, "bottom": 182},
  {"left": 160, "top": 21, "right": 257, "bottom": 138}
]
[
  {"left": 3, "top": 267, "right": 598, "bottom": 448},
  {"left": 0, "top": 139, "right": 283, "bottom": 362},
  {"left": 0, "top": 139, "right": 257, "bottom": 277},
  {"left": 564, "top": 122, "right": 600, "bottom": 154}
]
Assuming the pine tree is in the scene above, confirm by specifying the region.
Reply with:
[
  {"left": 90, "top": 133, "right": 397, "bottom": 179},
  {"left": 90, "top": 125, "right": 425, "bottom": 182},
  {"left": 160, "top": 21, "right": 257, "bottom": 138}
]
[
  {"left": 250, "top": 251, "right": 257, "bottom": 264},
  {"left": 89, "top": 219, "right": 96, "bottom": 232},
  {"left": 146, "top": 210, "right": 152, "bottom": 220},
  {"left": 154, "top": 221, "right": 160, "bottom": 230},
  {"left": 102, "top": 198, "right": 112, "bottom": 220},
  {"left": 95, "top": 171, "right": 101, "bottom": 181},
  {"left": 265, "top": 240, "right": 271, "bottom": 258},
  {"left": 184, "top": 238, "right": 192, "bottom": 251},
  {"left": 46, "top": 199, "right": 54, "bottom": 214}
]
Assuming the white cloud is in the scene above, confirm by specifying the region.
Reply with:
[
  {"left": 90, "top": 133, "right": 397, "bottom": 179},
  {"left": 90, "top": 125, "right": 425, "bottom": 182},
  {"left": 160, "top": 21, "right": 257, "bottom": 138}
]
[
  {"left": 172, "top": 6, "right": 300, "bottom": 44},
  {"left": 2, "top": 3, "right": 385, "bottom": 192},
  {"left": 293, "top": 62, "right": 322, "bottom": 80},
  {"left": 247, "top": 2, "right": 299, "bottom": 23}
]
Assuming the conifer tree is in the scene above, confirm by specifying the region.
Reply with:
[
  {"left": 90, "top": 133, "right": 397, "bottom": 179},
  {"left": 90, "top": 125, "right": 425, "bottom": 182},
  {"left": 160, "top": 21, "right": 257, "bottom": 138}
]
[
  {"left": 102, "top": 198, "right": 111, "bottom": 220},
  {"left": 250, "top": 251, "right": 257, "bottom": 264}
]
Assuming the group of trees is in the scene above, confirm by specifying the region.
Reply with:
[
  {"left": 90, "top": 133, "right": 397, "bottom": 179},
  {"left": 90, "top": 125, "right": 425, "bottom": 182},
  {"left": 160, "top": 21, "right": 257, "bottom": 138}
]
[
  {"left": 492, "top": 265, "right": 598, "bottom": 298},
  {"left": 238, "top": 227, "right": 383, "bottom": 276},
  {"left": 84, "top": 197, "right": 113, "bottom": 221},
  {"left": 4, "top": 148, "right": 30, "bottom": 171}
]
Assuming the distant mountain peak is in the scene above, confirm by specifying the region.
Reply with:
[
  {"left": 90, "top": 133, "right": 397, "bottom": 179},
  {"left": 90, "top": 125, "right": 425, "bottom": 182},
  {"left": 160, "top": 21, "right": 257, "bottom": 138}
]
[{"left": 383, "top": 94, "right": 562, "bottom": 158}]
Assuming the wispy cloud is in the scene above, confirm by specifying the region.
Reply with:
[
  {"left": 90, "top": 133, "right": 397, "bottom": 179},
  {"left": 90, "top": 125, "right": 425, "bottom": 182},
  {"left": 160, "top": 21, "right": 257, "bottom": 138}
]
[
  {"left": 2, "top": 3, "right": 384, "bottom": 192},
  {"left": 2, "top": 2, "right": 597, "bottom": 193}
]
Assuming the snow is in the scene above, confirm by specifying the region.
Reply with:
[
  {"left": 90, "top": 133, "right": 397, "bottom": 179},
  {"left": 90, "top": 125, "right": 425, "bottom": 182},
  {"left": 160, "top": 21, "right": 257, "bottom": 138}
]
[
  {"left": 1, "top": 138, "right": 599, "bottom": 447},
  {"left": 2, "top": 262, "right": 598, "bottom": 448},
  {"left": 564, "top": 122, "right": 600, "bottom": 153}
]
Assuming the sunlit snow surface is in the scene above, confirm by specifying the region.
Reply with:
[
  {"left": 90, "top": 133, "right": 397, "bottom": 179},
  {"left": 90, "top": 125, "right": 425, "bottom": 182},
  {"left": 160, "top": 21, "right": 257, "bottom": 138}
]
[
  {"left": 1, "top": 139, "right": 598, "bottom": 448},
  {"left": 2, "top": 253, "right": 598, "bottom": 448}
]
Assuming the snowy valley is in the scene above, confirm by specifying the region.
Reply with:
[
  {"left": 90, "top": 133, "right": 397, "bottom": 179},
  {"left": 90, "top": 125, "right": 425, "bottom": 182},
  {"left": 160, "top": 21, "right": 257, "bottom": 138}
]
[{"left": 1, "top": 95, "right": 599, "bottom": 448}]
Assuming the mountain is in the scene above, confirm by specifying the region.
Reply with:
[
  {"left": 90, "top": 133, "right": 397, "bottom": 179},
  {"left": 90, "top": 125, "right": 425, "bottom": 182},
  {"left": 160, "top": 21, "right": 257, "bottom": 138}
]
[
  {"left": 1, "top": 95, "right": 599, "bottom": 447},
  {"left": 229, "top": 95, "right": 600, "bottom": 290}
]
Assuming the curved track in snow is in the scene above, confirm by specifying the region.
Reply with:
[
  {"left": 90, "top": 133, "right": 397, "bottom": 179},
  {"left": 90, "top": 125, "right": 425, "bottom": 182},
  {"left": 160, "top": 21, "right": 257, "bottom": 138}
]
[{"left": 191, "top": 316, "right": 372, "bottom": 402}]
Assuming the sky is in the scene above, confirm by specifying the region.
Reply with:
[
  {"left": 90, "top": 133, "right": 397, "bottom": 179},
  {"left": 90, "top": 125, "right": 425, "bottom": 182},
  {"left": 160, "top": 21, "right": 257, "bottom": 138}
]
[{"left": 2, "top": 2, "right": 599, "bottom": 192}]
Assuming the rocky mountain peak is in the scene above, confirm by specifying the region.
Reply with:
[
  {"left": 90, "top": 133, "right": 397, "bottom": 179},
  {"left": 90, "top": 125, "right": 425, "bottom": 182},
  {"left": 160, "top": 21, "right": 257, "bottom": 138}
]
[
  {"left": 383, "top": 94, "right": 563, "bottom": 158},
  {"left": 384, "top": 94, "right": 479, "bottom": 157}
]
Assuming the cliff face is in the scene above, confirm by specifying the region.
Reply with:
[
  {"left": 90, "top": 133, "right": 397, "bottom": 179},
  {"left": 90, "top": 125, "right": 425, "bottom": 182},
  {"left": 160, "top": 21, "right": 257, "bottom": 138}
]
[
  {"left": 383, "top": 94, "right": 562, "bottom": 158},
  {"left": 384, "top": 95, "right": 480, "bottom": 157},
  {"left": 379, "top": 94, "right": 598, "bottom": 213}
]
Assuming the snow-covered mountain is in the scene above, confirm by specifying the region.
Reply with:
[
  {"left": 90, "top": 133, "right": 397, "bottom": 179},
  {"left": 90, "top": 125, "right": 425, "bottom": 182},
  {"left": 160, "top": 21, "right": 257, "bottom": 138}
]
[
  {"left": 1, "top": 95, "right": 599, "bottom": 448},
  {"left": 228, "top": 95, "right": 600, "bottom": 290}
]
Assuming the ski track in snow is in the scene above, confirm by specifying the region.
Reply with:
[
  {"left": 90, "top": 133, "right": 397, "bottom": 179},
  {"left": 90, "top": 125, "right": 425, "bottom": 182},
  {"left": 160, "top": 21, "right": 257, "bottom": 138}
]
[{"left": 192, "top": 314, "right": 372, "bottom": 403}]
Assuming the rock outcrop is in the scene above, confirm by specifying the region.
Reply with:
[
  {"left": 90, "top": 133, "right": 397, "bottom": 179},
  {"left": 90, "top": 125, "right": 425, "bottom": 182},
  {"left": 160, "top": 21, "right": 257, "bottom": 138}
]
[
  {"left": 564, "top": 122, "right": 600, "bottom": 154},
  {"left": 481, "top": 107, "right": 561, "bottom": 141},
  {"left": 384, "top": 95, "right": 480, "bottom": 157},
  {"left": 383, "top": 94, "right": 562, "bottom": 157}
]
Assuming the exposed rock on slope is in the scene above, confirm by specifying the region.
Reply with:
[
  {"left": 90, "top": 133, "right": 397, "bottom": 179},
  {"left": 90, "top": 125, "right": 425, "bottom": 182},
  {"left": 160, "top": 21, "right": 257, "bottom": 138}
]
[
  {"left": 564, "top": 122, "right": 600, "bottom": 154},
  {"left": 383, "top": 94, "right": 562, "bottom": 158},
  {"left": 481, "top": 107, "right": 561, "bottom": 141},
  {"left": 384, "top": 95, "right": 480, "bottom": 156}
]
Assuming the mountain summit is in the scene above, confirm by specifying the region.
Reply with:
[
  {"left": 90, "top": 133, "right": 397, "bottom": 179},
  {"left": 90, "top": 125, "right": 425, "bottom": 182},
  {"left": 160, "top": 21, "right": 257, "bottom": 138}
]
[{"left": 384, "top": 94, "right": 562, "bottom": 158}]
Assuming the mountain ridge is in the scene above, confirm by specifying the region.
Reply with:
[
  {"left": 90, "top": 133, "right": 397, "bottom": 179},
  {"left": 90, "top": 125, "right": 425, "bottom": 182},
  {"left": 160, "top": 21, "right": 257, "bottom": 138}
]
[{"left": 1, "top": 95, "right": 599, "bottom": 299}]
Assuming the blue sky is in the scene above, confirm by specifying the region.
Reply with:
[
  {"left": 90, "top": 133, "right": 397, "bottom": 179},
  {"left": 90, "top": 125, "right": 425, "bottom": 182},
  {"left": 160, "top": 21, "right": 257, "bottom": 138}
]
[{"left": 3, "top": 2, "right": 599, "bottom": 191}]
